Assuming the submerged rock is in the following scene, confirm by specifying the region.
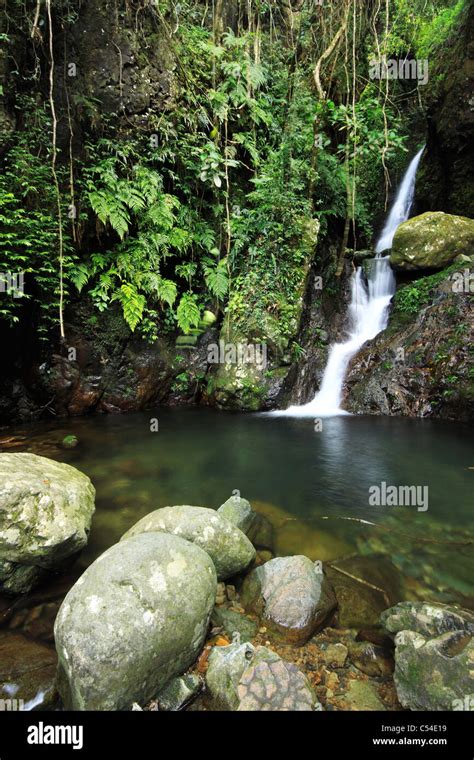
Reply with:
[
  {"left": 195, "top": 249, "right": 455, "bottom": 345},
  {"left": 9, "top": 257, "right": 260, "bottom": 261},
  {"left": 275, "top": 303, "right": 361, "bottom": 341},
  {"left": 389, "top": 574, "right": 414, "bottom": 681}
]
[
  {"left": 205, "top": 641, "right": 320, "bottom": 711},
  {"left": 122, "top": 505, "right": 255, "bottom": 580},
  {"left": 241, "top": 555, "right": 336, "bottom": 645},
  {"left": 54, "top": 533, "right": 217, "bottom": 710},
  {"left": 0, "top": 454, "right": 95, "bottom": 594},
  {"left": 61, "top": 435, "right": 79, "bottom": 449},
  {"left": 382, "top": 601, "right": 474, "bottom": 710},
  {"left": 390, "top": 212, "right": 474, "bottom": 271},
  {"left": 0, "top": 631, "right": 57, "bottom": 709},
  {"left": 326, "top": 555, "right": 404, "bottom": 629}
]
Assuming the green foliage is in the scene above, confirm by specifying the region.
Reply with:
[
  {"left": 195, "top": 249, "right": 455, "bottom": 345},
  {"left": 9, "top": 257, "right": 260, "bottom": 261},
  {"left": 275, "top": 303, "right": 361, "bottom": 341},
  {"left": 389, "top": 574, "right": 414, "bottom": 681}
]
[
  {"left": 0, "top": 102, "right": 75, "bottom": 338},
  {"left": 2, "top": 0, "right": 459, "bottom": 349},
  {"left": 71, "top": 143, "right": 213, "bottom": 334},
  {"left": 416, "top": 0, "right": 467, "bottom": 58},
  {"left": 394, "top": 266, "right": 457, "bottom": 315}
]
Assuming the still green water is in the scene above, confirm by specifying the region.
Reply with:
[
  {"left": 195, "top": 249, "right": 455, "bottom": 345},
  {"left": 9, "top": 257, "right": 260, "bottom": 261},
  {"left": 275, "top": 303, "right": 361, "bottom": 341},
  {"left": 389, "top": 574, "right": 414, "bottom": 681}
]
[{"left": 2, "top": 407, "right": 473, "bottom": 605}]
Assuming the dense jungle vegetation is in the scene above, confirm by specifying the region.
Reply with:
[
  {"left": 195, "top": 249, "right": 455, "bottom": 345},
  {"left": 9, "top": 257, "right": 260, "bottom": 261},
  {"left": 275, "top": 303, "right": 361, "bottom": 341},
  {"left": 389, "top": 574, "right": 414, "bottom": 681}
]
[{"left": 0, "top": 0, "right": 469, "bottom": 344}]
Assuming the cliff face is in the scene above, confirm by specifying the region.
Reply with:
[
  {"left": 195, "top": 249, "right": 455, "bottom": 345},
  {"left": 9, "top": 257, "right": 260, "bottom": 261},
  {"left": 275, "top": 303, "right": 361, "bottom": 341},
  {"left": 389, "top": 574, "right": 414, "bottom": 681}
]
[
  {"left": 416, "top": 2, "right": 474, "bottom": 218},
  {"left": 344, "top": 265, "right": 473, "bottom": 421}
]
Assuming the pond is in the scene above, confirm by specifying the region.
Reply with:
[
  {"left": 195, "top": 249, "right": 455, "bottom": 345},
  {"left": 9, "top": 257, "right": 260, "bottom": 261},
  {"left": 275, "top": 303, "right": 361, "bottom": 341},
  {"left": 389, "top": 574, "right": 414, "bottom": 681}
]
[{"left": 2, "top": 407, "right": 473, "bottom": 607}]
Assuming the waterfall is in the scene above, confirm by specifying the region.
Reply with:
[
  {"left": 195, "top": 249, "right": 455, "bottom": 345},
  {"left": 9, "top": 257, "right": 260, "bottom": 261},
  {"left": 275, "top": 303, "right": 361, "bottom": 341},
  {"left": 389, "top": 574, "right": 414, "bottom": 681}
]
[
  {"left": 273, "top": 147, "right": 424, "bottom": 418},
  {"left": 375, "top": 147, "right": 425, "bottom": 254}
]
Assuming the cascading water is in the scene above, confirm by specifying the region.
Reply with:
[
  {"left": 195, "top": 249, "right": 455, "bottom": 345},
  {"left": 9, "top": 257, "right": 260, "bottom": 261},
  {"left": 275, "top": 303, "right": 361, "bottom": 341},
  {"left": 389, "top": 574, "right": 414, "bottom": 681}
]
[
  {"left": 273, "top": 147, "right": 424, "bottom": 418},
  {"left": 375, "top": 147, "right": 425, "bottom": 254}
]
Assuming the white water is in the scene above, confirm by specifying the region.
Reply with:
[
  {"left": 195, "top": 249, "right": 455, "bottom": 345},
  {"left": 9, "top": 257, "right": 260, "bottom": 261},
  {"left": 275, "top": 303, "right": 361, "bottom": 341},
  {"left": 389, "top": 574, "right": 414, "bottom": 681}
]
[
  {"left": 375, "top": 147, "right": 424, "bottom": 254},
  {"left": 273, "top": 148, "right": 424, "bottom": 418}
]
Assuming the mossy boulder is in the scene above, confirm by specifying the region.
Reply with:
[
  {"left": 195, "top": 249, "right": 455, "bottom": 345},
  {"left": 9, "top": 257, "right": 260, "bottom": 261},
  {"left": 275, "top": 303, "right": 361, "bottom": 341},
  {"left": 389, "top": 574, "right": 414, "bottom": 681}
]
[
  {"left": 121, "top": 505, "right": 256, "bottom": 581},
  {"left": 390, "top": 629, "right": 474, "bottom": 711},
  {"left": 54, "top": 533, "right": 217, "bottom": 710},
  {"left": 0, "top": 454, "right": 95, "bottom": 594},
  {"left": 382, "top": 601, "right": 474, "bottom": 710},
  {"left": 390, "top": 212, "right": 474, "bottom": 271}
]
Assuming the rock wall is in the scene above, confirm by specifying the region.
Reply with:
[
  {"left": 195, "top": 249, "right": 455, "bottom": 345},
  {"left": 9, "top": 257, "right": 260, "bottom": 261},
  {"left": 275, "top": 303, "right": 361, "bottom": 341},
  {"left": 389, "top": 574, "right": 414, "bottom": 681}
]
[{"left": 416, "top": 2, "right": 474, "bottom": 218}]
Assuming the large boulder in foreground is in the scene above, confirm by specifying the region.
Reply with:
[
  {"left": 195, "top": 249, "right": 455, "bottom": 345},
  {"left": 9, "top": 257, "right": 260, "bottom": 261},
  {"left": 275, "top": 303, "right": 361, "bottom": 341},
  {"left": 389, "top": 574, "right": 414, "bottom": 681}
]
[
  {"left": 390, "top": 212, "right": 474, "bottom": 271},
  {"left": 0, "top": 454, "right": 95, "bottom": 594},
  {"left": 241, "top": 555, "right": 336, "bottom": 645},
  {"left": 206, "top": 641, "right": 320, "bottom": 711},
  {"left": 54, "top": 533, "right": 217, "bottom": 710},
  {"left": 382, "top": 601, "right": 474, "bottom": 711},
  {"left": 122, "top": 505, "right": 255, "bottom": 580}
]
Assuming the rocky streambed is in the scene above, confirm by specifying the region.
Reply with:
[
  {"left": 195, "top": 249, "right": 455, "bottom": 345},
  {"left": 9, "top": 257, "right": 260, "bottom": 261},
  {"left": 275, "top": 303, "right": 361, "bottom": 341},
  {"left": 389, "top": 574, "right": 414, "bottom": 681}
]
[{"left": 0, "top": 453, "right": 473, "bottom": 712}]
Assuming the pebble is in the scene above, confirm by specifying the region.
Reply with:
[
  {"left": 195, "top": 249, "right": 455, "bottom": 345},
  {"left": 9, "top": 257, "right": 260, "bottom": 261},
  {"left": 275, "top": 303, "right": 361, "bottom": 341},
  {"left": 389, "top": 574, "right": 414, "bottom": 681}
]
[{"left": 323, "top": 643, "right": 348, "bottom": 668}]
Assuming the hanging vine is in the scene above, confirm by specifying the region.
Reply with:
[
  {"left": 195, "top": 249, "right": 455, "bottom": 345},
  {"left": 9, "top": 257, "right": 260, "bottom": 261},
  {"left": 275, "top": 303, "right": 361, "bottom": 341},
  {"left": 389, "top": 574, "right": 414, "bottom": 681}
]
[{"left": 46, "top": 0, "right": 65, "bottom": 341}]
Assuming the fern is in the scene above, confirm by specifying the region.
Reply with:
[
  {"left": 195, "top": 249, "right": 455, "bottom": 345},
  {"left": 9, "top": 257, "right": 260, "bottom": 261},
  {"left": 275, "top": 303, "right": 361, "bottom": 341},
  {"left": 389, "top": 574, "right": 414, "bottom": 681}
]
[
  {"left": 115, "top": 283, "right": 146, "bottom": 331},
  {"left": 69, "top": 263, "right": 90, "bottom": 293},
  {"left": 203, "top": 257, "right": 229, "bottom": 300},
  {"left": 176, "top": 292, "right": 200, "bottom": 334}
]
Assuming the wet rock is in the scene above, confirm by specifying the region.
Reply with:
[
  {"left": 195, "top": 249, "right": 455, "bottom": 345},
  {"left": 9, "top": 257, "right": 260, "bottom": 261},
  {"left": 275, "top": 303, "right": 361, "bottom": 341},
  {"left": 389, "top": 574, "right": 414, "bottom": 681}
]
[
  {"left": 381, "top": 601, "right": 474, "bottom": 639},
  {"left": 322, "top": 643, "right": 348, "bottom": 668},
  {"left": 211, "top": 608, "right": 258, "bottom": 643},
  {"left": 326, "top": 555, "right": 404, "bottom": 629},
  {"left": 0, "top": 454, "right": 95, "bottom": 594},
  {"left": 156, "top": 674, "right": 202, "bottom": 711},
  {"left": 0, "top": 632, "right": 57, "bottom": 709},
  {"left": 345, "top": 680, "right": 386, "bottom": 711},
  {"left": 241, "top": 555, "right": 337, "bottom": 645},
  {"left": 391, "top": 628, "right": 474, "bottom": 711},
  {"left": 8, "top": 601, "right": 60, "bottom": 644},
  {"left": 122, "top": 505, "right": 255, "bottom": 581},
  {"left": 205, "top": 641, "right": 320, "bottom": 711},
  {"left": 237, "top": 658, "right": 318, "bottom": 711},
  {"left": 54, "top": 533, "right": 217, "bottom": 710},
  {"left": 0, "top": 561, "right": 47, "bottom": 596},
  {"left": 382, "top": 601, "right": 474, "bottom": 710},
  {"left": 348, "top": 641, "right": 394, "bottom": 677}
]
